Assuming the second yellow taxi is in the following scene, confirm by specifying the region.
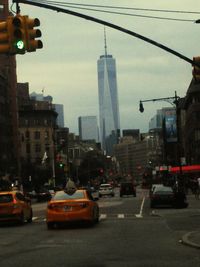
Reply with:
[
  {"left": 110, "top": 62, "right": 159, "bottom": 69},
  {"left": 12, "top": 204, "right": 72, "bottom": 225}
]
[{"left": 46, "top": 189, "right": 99, "bottom": 229}]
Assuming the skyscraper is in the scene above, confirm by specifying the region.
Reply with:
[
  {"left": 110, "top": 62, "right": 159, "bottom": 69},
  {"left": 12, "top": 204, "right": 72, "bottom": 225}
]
[
  {"left": 78, "top": 116, "right": 98, "bottom": 142},
  {"left": 97, "top": 30, "right": 120, "bottom": 155}
]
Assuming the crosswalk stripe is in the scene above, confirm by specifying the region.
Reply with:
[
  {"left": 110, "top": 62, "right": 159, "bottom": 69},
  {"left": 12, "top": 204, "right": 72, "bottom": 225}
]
[{"left": 32, "top": 213, "right": 146, "bottom": 222}]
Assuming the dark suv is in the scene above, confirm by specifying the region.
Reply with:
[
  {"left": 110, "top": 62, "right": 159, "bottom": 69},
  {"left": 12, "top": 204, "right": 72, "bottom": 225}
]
[{"left": 120, "top": 182, "right": 136, "bottom": 197}]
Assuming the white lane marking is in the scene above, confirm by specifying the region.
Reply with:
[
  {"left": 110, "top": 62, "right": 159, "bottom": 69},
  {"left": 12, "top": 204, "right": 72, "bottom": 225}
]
[
  {"left": 32, "top": 217, "right": 38, "bottom": 221},
  {"left": 99, "top": 214, "right": 107, "bottom": 220},
  {"left": 118, "top": 214, "right": 125, "bottom": 219},
  {"left": 135, "top": 196, "right": 145, "bottom": 218}
]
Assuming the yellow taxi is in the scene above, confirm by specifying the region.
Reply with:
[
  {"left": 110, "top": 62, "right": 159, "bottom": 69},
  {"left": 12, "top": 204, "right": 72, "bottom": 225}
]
[
  {"left": 46, "top": 189, "right": 99, "bottom": 229},
  {"left": 0, "top": 191, "right": 32, "bottom": 224}
]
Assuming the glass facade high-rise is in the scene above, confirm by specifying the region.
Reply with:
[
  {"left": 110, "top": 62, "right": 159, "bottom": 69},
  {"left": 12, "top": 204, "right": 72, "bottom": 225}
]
[
  {"left": 97, "top": 54, "right": 120, "bottom": 155},
  {"left": 78, "top": 116, "right": 98, "bottom": 142}
]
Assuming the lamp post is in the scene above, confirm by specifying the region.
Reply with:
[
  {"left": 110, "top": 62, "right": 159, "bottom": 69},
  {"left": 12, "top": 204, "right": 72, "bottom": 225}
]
[{"left": 139, "top": 91, "right": 184, "bottom": 190}]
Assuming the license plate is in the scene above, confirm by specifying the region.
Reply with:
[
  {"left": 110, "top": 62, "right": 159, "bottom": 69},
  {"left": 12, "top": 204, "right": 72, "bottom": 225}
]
[{"left": 63, "top": 206, "right": 72, "bottom": 211}]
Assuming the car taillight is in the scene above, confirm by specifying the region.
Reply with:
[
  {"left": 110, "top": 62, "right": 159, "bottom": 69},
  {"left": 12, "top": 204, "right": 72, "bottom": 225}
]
[
  {"left": 13, "top": 198, "right": 20, "bottom": 209},
  {"left": 48, "top": 204, "right": 56, "bottom": 210},
  {"left": 48, "top": 204, "right": 62, "bottom": 210}
]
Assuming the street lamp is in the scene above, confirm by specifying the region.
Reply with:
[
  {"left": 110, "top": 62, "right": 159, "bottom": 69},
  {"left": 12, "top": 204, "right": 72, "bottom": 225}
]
[{"left": 139, "top": 91, "right": 184, "bottom": 190}]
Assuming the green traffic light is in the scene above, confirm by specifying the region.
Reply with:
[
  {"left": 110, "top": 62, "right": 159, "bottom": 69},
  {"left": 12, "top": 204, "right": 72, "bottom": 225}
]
[{"left": 15, "top": 40, "right": 25, "bottom": 50}]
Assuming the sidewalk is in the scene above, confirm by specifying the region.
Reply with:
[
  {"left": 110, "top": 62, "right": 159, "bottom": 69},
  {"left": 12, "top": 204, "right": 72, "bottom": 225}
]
[
  {"left": 182, "top": 230, "right": 200, "bottom": 249},
  {"left": 181, "top": 193, "right": 200, "bottom": 249}
]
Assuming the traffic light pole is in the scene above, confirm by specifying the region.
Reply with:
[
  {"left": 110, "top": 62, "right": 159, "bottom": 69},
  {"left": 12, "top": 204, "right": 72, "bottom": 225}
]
[{"left": 139, "top": 92, "right": 184, "bottom": 191}]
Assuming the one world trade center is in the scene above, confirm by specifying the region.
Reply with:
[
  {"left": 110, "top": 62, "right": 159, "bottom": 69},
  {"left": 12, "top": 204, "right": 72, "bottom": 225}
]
[{"left": 97, "top": 32, "right": 120, "bottom": 155}]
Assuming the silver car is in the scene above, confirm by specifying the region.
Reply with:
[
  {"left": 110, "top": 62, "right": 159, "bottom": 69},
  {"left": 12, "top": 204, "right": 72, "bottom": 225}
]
[{"left": 99, "top": 184, "right": 114, "bottom": 197}]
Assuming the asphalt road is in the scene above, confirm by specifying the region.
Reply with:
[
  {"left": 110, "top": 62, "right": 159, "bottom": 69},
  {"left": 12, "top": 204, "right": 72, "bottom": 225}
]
[{"left": 0, "top": 188, "right": 200, "bottom": 267}]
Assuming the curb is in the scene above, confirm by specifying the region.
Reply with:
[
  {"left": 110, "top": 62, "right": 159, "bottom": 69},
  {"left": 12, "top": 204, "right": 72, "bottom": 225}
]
[{"left": 181, "top": 231, "right": 200, "bottom": 249}]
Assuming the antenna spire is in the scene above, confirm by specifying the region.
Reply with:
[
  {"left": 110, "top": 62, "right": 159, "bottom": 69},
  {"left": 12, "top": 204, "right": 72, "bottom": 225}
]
[{"left": 104, "top": 27, "right": 107, "bottom": 57}]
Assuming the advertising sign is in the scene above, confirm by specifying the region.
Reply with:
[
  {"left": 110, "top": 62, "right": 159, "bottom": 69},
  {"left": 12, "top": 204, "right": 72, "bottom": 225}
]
[{"left": 165, "top": 109, "right": 177, "bottom": 143}]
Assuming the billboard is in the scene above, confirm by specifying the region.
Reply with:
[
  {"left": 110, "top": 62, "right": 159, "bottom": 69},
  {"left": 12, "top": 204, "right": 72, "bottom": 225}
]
[{"left": 164, "top": 109, "right": 177, "bottom": 143}]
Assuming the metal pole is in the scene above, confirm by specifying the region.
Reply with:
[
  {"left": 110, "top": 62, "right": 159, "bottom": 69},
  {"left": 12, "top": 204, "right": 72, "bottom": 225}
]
[{"left": 175, "top": 91, "right": 184, "bottom": 191}]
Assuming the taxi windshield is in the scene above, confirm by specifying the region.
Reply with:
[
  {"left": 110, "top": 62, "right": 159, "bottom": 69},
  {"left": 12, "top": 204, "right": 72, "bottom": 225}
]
[{"left": 53, "top": 191, "right": 85, "bottom": 200}]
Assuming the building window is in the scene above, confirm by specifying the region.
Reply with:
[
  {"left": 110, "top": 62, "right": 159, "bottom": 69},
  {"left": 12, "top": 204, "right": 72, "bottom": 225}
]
[
  {"left": 68, "top": 149, "right": 74, "bottom": 158},
  {"left": 25, "top": 130, "right": 30, "bottom": 139},
  {"left": 21, "top": 134, "right": 24, "bottom": 142},
  {"left": 45, "top": 144, "right": 50, "bottom": 152},
  {"left": 34, "top": 131, "right": 40, "bottom": 140},
  {"left": 35, "top": 157, "right": 41, "bottom": 164},
  {"left": 45, "top": 130, "right": 49, "bottom": 140},
  {"left": 195, "top": 129, "right": 200, "bottom": 141},
  {"left": 34, "top": 119, "right": 39, "bottom": 125},
  {"left": 26, "top": 143, "right": 30, "bottom": 154},
  {"left": 74, "top": 148, "right": 80, "bottom": 158},
  {"left": 35, "top": 144, "right": 41, "bottom": 153}
]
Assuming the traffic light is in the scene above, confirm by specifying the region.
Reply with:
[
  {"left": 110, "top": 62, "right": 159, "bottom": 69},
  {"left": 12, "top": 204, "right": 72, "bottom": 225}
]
[
  {"left": 24, "top": 16, "right": 43, "bottom": 52},
  {"left": 192, "top": 57, "right": 200, "bottom": 82},
  {"left": 139, "top": 101, "right": 144, "bottom": 113},
  {"left": 0, "top": 18, "right": 10, "bottom": 54},
  {"left": 10, "top": 15, "right": 26, "bottom": 54},
  {"left": 59, "top": 162, "right": 64, "bottom": 168}
]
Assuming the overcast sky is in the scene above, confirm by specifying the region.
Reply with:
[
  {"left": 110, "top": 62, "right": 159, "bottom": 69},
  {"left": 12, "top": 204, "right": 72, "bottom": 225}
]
[{"left": 12, "top": 0, "right": 200, "bottom": 134}]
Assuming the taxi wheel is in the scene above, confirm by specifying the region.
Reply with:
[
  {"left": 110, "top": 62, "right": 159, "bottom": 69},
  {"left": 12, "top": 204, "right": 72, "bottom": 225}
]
[
  {"left": 93, "top": 207, "right": 99, "bottom": 224},
  {"left": 27, "top": 209, "right": 33, "bottom": 223},
  {"left": 19, "top": 212, "right": 25, "bottom": 225}
]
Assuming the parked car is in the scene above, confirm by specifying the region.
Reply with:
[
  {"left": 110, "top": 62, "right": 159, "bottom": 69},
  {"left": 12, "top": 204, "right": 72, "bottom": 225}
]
[
  {"left": 150, "top": 186, "right": 175, "bottom": 208},
  {"left": 120, "top": 182, "right": 136, "bottom": 197},
  {"left": 0, "top": 190, "right": 32, "bottom": 224},
  {"left": 149, "top": 184, "right": 164, "bottom": 197},
  {"left": 99, "top": 184, "right": 114, "bottom": 197},
  {"left": 46, "top": 189, "right": 99, "bottom": 229}
]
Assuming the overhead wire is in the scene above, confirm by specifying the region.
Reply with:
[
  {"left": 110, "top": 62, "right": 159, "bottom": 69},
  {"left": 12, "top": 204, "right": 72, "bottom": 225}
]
[
  {"left": 34, "top": 1, "right": 200, "bottom": 14},
  {"left": 25, "top": 0, "right": 199, "bottom": 23}
]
